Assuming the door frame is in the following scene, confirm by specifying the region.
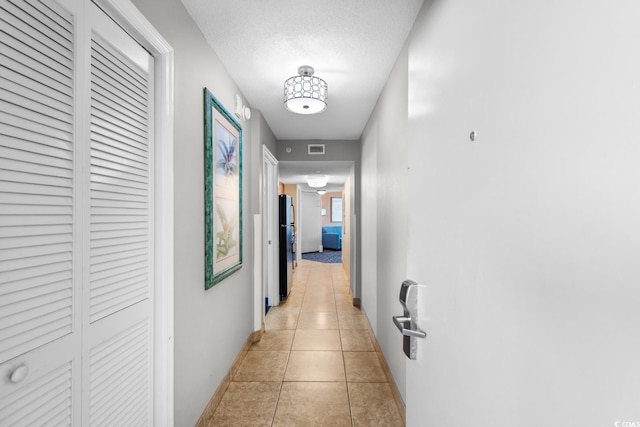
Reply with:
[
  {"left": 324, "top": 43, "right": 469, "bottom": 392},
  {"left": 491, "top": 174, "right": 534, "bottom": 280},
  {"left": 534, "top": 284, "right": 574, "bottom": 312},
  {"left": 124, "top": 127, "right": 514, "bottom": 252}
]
[
  {"left": 93, "top": 1, "right": 174, "bottom": 425},
  {"left": 262, "top": 146, "right": 279, "bottom": 309}
]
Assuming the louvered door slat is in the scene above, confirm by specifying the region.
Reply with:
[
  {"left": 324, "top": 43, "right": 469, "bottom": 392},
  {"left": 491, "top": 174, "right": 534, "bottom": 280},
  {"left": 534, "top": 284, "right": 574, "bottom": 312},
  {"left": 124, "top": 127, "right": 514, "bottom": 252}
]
[
  {"left": 0, "top": 242, "right": 70, "bottom": 263},
  {"left": 0, "top": 65, "right": 72, "bottom": 105},
  {"left": 2, "top": 0, "right": 72, "bottom": 52},
  {"left": 0, "top": 87, "right": 72, "bottom": 125},
  {"left": 91, "top": 65, "right": 147, "bottom": 113},
  {"left": 0, "top": 122, "right": 72, "bottom": 152},
  {"left": 0, "top": 74, "right": 72, "bottom": 113},
  {"left": 0, "top": 313, "right": 71, "bottom": 354},
  {"left": 91, "top": 39, "right": 147, "bottom": 89},
  {"left": 91, "top": 116, "right": 148, "bottom": 149},
  {"left": 1, "top": 285, "right": 70, "bottom": 317},
  {"left": 91, "top": 220, "right": 147, "bottom": 232},
  {"left": 91, "top": 227, "right": 147, "bottom": 243},
  {"left": 91, "top": 134, "right": 148, "bottom": 161},
  {"left": 0, "top": 7, "right": 72, "bottom": 69},
  {"left": 90, "top": 238, "right": 146, "bottom": 254},
  {"left": 91, "top": 164, "right": 148, "bottom": 184},
  {"left": 0, "top": 215, "right": 71, "bottom": 227},
  {"left": 0, "top": 158, "right": 72, "bottom": 180},
  {"left": 93, "top": 96, "right": 148, "bottom": 135},
  {"left": 90, "top": 245, "right": 146, "bottom": 264},
  {"left": 0, "top": 275, "right": 69, "bottom": 302},
  {"left": 0, "top": 268, "right": 69, "bottom": 293},
  {"left": 92, "top": 90, "right": 146, "bottom": 131},
  {"left": 0, "top": 113, "right": 72, "bottom": 151},
  {"left": 0, "top": 39, "right": 71, "bottom": 88},
  {"left": 91, "top": 145, "right": 147, "bottom": 173},
  {"left": 0, "top": 292, "right": 70, "bottom": 333},
  {"left": 0, "top": 233, "right": 72, "bottom": 251},
  {"left": 8, "top": 0, "right": 72, "bottom": 41},
  {"left": 0, "top": 168, "right": 72, "bottom": 187},
  {"left": 0, "top": 28, "right": 72, "bottom": 78},
  {"left": 1, "top": 181, "right": 72, "bottom": 198},
  {"left": 90, "top": 272, "right": 146, "bottom": 299},
  {"left": 0, "top": 53, "right": 71, "bottom": 96},
  {"left": 0, "top": 250, "right": 70, "bottom": 274},
  {"left": 0, "top": 145, "right": 72, "bottom": 169}
]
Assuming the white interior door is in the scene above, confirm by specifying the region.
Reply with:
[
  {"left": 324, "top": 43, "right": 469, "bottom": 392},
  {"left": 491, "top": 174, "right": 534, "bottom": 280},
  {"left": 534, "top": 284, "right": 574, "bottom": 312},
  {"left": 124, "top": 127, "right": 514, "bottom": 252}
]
[
  {"left": 300, "top": 191, "right": 321, "bottom": 253},
  {"left": 84, "top": 4, "right": 154, "bottom": 425},
  {"left": 405, "top": 1, "right": 640, "bottom": 426},
  {"left": 0, "top": 1, "right": 80, "bottom": 423},
  {"left": 262, "top": 146, "right": 278, "bottom": 308}
]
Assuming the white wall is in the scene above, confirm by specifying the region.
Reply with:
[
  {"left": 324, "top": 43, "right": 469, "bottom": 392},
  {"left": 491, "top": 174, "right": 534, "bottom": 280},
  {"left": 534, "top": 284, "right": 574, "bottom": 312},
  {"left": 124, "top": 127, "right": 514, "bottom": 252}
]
[
  {"left": 342, "top": 171, "right": 353, "bottom": 280},
  {"left": 406, "top": 0, "right": 640, "bottom": 424},
  {"left": 359, "top": 47, "right": 410, "bottom": 400},
  {"left": 130, "top": 1, "right": 268, "bottom": 425},
  {"left": 251, "top": 110, "right": 278, "bottom": 215},
  {"left": 360, "top": 123, "right": 378, "bottom": 333}
]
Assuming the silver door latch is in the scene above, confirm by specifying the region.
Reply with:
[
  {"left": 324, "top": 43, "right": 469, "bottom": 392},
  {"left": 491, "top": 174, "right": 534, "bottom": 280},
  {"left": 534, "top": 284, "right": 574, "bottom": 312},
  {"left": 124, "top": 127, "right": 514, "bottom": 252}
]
[{"left": 392, "top": 280, "right": 426, "bottom": 359}]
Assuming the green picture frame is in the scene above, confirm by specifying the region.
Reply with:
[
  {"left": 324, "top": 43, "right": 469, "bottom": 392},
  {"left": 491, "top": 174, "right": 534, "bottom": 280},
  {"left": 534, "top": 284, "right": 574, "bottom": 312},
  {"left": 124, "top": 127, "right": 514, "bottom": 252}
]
[{"left": 204, "top": 88, "right": 243, "bottom": 289}]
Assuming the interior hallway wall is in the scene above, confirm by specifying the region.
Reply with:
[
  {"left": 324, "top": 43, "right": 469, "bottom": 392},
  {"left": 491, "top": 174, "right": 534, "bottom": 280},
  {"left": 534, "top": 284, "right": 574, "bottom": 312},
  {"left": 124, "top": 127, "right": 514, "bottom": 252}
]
[
  {"left": 360, "top": 121, "right": 378, "bottom": 342},
  {"left": 359, "top": 47, "right": 410, "bottom": 401},
  {"left": 251, "top": 109, "right": 278, "bottom": 216},
  {"left": 131, "top": 0, "right": 272, "bottom": 425}
]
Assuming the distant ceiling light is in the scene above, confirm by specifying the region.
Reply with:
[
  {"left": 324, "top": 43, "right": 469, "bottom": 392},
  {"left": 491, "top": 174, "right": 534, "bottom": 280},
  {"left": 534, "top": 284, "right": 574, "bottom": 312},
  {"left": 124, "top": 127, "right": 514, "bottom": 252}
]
[
  {"left": 317, "top": 190, "right": 327, "bottom": 195},
  {"left": 307, "top": 175, "right": 328, "bottom": 188},
  {"left": 284, "top": 65, "right": 328, "bottom": 115}
]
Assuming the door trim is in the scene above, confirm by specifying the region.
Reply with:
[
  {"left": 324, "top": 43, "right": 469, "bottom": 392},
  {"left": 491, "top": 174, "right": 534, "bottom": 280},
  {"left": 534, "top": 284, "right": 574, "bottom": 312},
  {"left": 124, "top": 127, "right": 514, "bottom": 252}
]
[
  {"left": 262, "top": 146, "right": 279, "bottom": 310},
  {"left": 92, "top": 1, "right": 174, "bottom": 425}
]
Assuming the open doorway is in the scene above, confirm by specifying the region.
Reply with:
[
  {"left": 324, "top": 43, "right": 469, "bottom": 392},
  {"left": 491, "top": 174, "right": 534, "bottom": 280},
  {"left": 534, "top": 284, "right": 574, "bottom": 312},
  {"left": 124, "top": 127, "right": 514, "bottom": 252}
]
[{"left": 277, "top": 161, "right": 356, "bottom": 298}]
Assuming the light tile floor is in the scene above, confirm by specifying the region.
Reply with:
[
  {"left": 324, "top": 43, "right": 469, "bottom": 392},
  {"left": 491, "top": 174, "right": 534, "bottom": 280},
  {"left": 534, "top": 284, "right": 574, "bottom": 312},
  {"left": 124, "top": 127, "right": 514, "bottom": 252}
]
[{"left": 208, "top": 259, "right": 404, "bottom": 426}]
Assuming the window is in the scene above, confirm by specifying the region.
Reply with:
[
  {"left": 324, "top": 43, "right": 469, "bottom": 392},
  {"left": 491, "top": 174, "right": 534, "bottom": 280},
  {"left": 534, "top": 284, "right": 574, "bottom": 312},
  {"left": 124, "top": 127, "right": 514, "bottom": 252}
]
[{"left": 331, "top": 197, "right": 343, "bottom": 223}]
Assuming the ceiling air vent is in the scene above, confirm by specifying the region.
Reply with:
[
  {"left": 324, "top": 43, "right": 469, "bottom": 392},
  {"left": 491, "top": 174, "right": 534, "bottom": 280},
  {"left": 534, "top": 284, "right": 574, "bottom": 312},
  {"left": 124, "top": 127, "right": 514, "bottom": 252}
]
[{"left": 308, "top": 144, "right": 325, "bottom": 155}]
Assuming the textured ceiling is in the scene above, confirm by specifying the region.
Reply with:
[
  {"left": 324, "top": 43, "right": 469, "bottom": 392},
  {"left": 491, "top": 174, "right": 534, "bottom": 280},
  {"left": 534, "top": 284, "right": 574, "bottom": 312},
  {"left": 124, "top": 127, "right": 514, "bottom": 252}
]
[{"left": 182, "top": 0, "right": 424, "bottom": 141}]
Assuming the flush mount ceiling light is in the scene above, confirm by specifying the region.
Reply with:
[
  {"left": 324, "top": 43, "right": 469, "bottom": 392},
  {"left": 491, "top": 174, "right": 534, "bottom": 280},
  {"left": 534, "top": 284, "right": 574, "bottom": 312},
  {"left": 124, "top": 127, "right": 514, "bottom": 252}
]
[
  {"left": 284, "top": 65, "right": 328, "bottom": 115},
  {"left": 317, "top": 190, "right": 327, "bottom": 195},
  {"left": 307, "top": 175, "right": 328, "bottom": 188}
]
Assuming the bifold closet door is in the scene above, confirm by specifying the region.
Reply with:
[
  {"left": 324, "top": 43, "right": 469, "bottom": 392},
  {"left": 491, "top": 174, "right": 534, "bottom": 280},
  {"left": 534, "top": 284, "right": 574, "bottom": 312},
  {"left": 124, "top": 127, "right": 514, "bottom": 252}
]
[
  {"left": 85, "top": 4, "right": 154, "bottom": 425},
  {"left": 0, "top": 1, "right": 155, "bottom": 425},
  {"left": 0, "top": 0, "right": 80, "bottom": 424}
]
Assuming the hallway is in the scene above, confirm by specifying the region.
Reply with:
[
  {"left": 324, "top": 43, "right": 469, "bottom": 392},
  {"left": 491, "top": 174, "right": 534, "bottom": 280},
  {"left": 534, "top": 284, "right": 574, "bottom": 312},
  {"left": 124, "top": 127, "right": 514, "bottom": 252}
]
[{"left": 207, "top": 260, "right": 404, "bottom": 426}]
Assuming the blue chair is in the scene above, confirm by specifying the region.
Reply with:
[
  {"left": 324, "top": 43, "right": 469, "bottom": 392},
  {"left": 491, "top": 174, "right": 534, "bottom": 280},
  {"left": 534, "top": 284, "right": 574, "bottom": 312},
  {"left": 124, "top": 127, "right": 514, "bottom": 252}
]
[{"left": 322, "top": 226, "right": 342, "bottom": 250}]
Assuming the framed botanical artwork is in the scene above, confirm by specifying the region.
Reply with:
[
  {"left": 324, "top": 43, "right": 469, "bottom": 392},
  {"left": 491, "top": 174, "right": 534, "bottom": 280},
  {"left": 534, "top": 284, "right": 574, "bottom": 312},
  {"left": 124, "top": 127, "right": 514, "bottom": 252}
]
[{"left": 204, "top": 88, "right": 243, "bottom": 289}]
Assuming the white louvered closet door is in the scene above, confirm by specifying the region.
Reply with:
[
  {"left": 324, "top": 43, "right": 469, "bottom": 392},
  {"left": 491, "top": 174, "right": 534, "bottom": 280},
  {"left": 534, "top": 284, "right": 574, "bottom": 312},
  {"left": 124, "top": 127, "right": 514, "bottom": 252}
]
[
  {"left": 0, "top": 0, "right": 80, "bottom": 425},
  {"left": 0, "top": 1, "right": 155, "bottom": 425},
  {"left": 85, "top": 4, "right": 154, "bottom": 425}
]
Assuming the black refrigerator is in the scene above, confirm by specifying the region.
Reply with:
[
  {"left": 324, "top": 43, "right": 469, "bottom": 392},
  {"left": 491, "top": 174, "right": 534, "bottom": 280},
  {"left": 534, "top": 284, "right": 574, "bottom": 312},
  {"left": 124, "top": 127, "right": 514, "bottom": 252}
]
[{"left": 279, "top": 195, "right": 294, "bottom": 300}]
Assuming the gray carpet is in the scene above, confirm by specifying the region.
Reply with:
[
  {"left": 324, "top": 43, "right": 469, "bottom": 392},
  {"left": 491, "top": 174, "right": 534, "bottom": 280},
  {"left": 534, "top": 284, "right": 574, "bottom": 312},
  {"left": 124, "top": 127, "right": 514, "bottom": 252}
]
[{"left": 302, "top": 250, "right": 342, "bottom": 263}]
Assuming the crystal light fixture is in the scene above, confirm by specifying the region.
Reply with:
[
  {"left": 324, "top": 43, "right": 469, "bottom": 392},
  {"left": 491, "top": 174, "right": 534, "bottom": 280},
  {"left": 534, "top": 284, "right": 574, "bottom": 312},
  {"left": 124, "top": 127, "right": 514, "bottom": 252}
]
[{"left": 284, "top": 65, "right": 328, "bottom": 114}]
